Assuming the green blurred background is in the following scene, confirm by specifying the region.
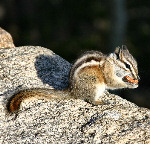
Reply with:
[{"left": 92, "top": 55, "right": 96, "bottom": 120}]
[{"left": 0, "top": 0, "right": 150, "bottom": 108}]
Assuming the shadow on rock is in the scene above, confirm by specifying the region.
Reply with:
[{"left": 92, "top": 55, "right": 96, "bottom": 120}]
[{"left": 35, "top": 54, "right": 71, "bottom": 90}]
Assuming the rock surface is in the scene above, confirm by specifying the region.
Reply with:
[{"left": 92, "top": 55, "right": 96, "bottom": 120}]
[
  {"left": 0, "top": 27, "right": 15, "bottom": 48},
  {"left": 0, "top": 28, "right": 150, "bottom": 143}
]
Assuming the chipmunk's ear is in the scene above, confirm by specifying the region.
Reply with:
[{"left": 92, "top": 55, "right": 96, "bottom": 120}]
[
  {"left": 121, "top": 45, "right": 129, "bottom": 53},
  {"left": 115, "top": 45, "right": 130, "bottom": 59},
  {"left": 114, "top": 46, "right": 121, "bottom": 59}
]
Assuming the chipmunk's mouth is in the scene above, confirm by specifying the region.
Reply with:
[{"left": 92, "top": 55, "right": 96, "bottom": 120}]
[{"left": 123, "top": 76, "right": 138, "bottom": 85}]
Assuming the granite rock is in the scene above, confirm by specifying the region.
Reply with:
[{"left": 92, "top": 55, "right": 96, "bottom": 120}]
[{"left": 0, "top": 27, "right": 15, "bottom": 48}]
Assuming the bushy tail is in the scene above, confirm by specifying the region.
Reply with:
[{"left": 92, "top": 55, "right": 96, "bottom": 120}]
[{"left": 7, "top": 88, "right": 68, "bottom": 112}]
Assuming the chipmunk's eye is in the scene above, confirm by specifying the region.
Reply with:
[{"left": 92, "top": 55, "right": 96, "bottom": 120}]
[{"left": 125, "top": 62, "right": 131, "bottom": 69}]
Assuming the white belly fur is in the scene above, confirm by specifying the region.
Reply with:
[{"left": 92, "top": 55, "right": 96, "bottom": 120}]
[{"left": 94, "top": 83, "right": 105, "bottom": 101}]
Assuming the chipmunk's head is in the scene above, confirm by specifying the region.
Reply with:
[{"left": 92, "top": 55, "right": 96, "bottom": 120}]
[{"left": 105, "top": 45, "right": 139, "bottom": 89}]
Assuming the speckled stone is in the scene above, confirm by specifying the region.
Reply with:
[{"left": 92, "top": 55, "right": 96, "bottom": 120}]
[
  {"left": 0, "top": 27, "right": 15, "bottom": 48},
  {"left": 0, "top": 46, "right": 71, "bottom": 94}
]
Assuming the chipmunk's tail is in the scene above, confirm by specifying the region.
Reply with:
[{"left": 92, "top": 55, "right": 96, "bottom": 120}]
[{"left": 7, "top": 88, "right": 68, "bottom": 113}]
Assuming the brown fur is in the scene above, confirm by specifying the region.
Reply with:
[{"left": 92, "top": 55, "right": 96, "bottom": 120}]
[
  {"left": 7, "top": 88, "right": 68, "bottom": 112},
  {"left": 78, "top": 65, "right": 105, "bottom": 84}
]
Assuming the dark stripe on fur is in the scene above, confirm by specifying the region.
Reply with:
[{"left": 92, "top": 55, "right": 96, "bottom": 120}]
[{"left": 69, "top": 51, "right": 104, "bottom": 84}]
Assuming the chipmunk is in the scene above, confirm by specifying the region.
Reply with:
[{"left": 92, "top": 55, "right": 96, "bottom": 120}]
[{"left": 7, "top": 45, "right": 139, "bottom": 112}]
